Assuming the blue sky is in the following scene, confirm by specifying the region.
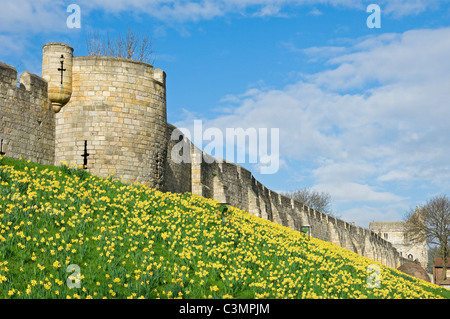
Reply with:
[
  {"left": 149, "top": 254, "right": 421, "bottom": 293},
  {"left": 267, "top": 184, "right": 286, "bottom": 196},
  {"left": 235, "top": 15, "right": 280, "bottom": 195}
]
[{"left": 1, "top": 0, "right": 450, "bottom": 227}]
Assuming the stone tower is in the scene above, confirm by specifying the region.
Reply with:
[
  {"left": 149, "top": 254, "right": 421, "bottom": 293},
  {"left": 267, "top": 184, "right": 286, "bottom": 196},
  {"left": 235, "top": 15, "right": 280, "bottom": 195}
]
[
  {"left": 53, "top": 54, "right": 168, "bottom": 189},
  {"left": 42, "top": 43, "right": 73, "bottom": 113}
]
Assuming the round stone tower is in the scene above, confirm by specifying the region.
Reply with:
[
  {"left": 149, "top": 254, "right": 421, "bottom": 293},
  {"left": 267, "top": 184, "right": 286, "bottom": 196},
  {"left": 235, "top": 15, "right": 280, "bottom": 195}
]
[
  {"left": 42, "top": 43, "right": 73, "bottom": 113},
  {"left": 54, "top": 54, "right": 167, "bottom": 189}
]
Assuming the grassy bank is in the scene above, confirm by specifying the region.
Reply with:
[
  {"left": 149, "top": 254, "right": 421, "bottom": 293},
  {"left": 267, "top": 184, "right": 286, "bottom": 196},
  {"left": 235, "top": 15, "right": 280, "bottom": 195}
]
[{"left": 0, "top": 156, "right": 448, "bottom": 299}]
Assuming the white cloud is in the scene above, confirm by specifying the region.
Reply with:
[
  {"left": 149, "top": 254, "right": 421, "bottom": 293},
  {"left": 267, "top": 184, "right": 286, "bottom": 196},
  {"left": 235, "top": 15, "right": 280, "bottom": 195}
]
[
  {"left": 201, "top": 27, "right": 450, "bottom": 214},
  {"left": 300, "top": 45, "right": 348, "bottom": 59},
  {"left": 0, "top": 0, "right": 441, "bottom": 62},
  {"left": 0, "top": 1, "right": 74, "bottom": 65}
]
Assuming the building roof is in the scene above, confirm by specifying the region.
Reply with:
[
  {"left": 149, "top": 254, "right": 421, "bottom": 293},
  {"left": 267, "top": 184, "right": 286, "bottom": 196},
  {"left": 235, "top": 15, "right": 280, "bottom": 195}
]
[{"left": 434, "top": 257, "right": 450, "bottom": 267}]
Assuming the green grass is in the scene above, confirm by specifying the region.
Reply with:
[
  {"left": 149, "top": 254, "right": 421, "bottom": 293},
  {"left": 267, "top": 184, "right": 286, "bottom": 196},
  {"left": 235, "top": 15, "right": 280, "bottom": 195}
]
[{"left": 0, "top": 156, "right": 448, "bottom": 299}]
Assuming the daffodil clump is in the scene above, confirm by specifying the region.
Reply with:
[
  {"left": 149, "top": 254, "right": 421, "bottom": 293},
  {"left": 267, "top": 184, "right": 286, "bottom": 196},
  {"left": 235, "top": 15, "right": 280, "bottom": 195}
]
[{"left": 0, "top": 156, "right": 448, "bottom": 299}]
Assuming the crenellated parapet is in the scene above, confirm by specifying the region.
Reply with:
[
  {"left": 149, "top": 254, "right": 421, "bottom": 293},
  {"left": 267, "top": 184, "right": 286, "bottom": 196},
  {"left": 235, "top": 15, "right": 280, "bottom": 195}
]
[{"left": 369, "top": 222, "right": 428, "bottom": 268}]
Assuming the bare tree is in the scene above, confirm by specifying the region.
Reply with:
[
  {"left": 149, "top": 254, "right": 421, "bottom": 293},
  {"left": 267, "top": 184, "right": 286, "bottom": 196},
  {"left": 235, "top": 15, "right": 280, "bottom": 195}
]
[
  {"left": 86, "top": 28, "right": 154, "bottom": 64},
  {"left": 404, "top": 195, "right": 450, "bottom": 283},
  {"left": 282, "top": 188, "right": 338, "bottom": 218}
]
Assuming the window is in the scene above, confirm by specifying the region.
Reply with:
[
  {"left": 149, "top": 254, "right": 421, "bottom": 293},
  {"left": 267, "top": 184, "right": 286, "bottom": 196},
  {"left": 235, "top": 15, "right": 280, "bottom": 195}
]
[
  {"left": 408, "top": 254, "right": 413, "bottom": 260},
  {"left": 384, "top": 233, "right": 388, "bottom": 240}
]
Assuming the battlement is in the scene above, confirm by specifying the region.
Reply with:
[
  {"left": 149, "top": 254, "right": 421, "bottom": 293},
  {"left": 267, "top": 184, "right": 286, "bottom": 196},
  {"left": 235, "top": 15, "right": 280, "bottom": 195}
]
[{"left": 0, "top": 62, "right": 50, "bottom": 109}]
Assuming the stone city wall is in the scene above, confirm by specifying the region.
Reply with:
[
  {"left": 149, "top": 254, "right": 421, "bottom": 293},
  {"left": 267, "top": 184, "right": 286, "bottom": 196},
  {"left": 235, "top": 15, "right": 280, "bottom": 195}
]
[
  {"left": 0, "top": 62, "right": 55, "bottom": 165},
  {"left": 163, "top": 123, "right": 192, "bottom": 193}
]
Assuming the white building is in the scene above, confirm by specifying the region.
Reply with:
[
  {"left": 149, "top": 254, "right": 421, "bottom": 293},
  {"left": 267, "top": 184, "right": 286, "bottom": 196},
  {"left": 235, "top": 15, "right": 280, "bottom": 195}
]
[{"left": 369, "top": 222, "right": 428, "bottom": 269}]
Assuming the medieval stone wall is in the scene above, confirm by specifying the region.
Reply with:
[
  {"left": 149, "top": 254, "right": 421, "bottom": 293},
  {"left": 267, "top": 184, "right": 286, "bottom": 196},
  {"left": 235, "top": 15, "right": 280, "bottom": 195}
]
[{"left": 0, "top": 62, "right": 55, "bottom": 165}]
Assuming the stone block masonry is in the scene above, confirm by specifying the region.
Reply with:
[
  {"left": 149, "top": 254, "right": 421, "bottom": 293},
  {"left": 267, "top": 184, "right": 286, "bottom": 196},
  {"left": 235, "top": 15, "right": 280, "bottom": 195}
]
[
  {"left": 370, "top": 222, "right": 428, "bottom": 268},
  {"left": 0, "top": 42, "right": 420, "bottom": 271},
  {"left": 163, "top": 123, "right": 191, "bottom": 193},
  {"left": 0, "top": 62, "right": 55, "bottom": 165},
  {"left": 42, "top": 43, "right": 73, "bottom": 113}
]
